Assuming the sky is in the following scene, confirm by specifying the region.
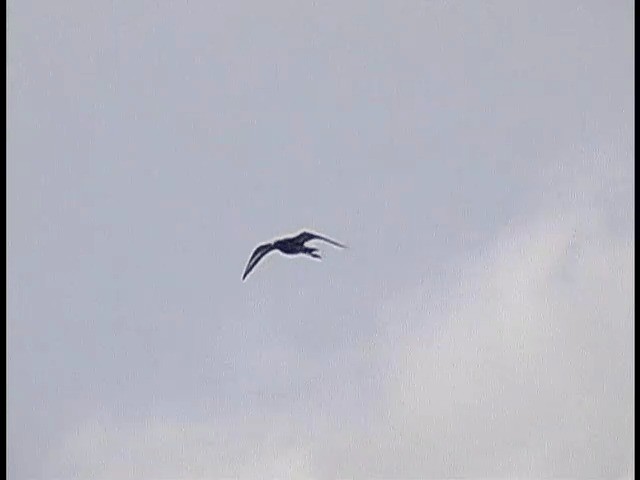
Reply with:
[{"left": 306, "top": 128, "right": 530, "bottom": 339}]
[{"left": 7, "top": 1, "right": 634, "bottom": 479}]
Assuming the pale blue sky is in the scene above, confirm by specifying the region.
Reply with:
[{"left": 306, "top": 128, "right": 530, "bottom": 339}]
[{"left": 8, "top": 1, "right": 634, "bottom": 478}]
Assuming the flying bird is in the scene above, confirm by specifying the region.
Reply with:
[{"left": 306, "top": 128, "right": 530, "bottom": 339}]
[{"left": 242, "top": 230, "right": 347, "bottom": 281}]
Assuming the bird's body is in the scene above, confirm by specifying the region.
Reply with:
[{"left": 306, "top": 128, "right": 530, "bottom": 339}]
[{"left": 242, "top": 230, "right": 347, "bottom": 281}]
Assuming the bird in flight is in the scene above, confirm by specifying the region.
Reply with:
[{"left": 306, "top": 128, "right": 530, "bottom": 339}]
[{"left": 242, "top": 230, "right": 347, "bottom": 281}]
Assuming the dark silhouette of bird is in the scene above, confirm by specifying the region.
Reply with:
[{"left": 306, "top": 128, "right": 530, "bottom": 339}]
[{"left": 242, "top": 230, "right": 347, "bottom": 281}]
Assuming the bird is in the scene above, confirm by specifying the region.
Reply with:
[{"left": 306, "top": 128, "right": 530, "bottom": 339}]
[{"left": 242, "top": 230, "right": 347, "bottom": 281}]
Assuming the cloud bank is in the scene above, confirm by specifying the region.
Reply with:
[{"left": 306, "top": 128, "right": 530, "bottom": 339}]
[{"left": 47, "top": 145, "right": 634, "bottom": 479}]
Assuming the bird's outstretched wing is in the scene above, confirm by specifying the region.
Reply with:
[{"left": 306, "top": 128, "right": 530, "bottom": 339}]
[
  {"left": 292, "top": 231, "right": 347, "bottom": 249},
  {"left": 242, "top": 243, "right": 276, "bottom": 280}
]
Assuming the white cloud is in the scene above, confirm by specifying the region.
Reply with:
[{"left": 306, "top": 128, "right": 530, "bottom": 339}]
[
  {"left": 317, "top": 142, "right": 634, "bottom": 477},
  {"left": 47, "top": 413, "right": 315, "bottom": 479},
  {"left": 48, "top": 214, "right": 633, "bottom": 479},
  {"left": 47, "top": 147, "right": 633, "bottom": 479},
  {"left": 362, "top": 214, "right": 633, "bottom": 478}
]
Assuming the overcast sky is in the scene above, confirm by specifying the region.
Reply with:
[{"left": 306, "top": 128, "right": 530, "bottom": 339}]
[{"left": 7, "top": 1, "right": 634, "bottom": 479}]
